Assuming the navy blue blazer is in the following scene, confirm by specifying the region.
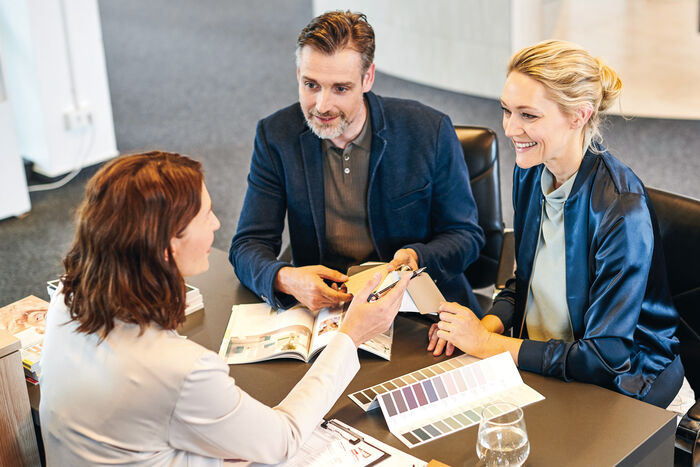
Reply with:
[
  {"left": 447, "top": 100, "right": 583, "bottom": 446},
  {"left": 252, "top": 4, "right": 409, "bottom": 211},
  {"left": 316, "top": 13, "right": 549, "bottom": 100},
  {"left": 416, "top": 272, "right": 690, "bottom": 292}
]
[
  {"left": 490, "top": 145, "right": 681, "bottom": 404},
  {"left": 230, "top": 91, "right": 485, "bottom": 312}
]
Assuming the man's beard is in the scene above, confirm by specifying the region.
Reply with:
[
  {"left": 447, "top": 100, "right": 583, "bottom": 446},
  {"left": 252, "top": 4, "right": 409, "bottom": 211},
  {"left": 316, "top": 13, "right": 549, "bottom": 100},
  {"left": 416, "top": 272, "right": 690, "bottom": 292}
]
[{"left": 304, "top": 109, "right": 350, "bottom": 140}]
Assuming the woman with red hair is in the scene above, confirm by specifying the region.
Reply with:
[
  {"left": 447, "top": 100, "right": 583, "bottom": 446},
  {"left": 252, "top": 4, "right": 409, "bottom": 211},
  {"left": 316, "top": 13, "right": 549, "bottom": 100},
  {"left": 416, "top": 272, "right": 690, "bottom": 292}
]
[{"left": 40, "top": 151, "right": 408, "bottom": 465}]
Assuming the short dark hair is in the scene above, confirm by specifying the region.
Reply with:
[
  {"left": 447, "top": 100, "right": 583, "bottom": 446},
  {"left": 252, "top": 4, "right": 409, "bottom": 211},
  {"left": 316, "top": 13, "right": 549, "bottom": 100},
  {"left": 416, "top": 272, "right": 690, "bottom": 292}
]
[
  {"left": 296, "top": 10, "right": 375, "bottom": 74},
  {"left": 61, "top": 151, "right": 203, "bottom": 338}
]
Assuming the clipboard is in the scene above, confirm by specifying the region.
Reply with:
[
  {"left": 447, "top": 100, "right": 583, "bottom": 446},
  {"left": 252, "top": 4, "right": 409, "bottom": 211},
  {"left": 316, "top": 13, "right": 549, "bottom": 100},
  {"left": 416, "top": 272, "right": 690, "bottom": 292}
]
[
  {"left": 269, "top": 418, "right": 427, "bottom": 466},
  {"left": 319, "top": 419, "right": 390, "bottom": 466},
  {"left": 271, "top": 418, "right": 388, "bottom": 467}
]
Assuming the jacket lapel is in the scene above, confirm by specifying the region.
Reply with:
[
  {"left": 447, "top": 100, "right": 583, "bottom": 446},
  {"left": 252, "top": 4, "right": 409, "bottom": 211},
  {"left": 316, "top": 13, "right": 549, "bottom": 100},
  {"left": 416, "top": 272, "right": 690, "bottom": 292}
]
[
  {"left": 366, "top": 92, "right": 388, "bottom": 184},
  {"left": 299, "top": 129, "right": 327, "bottom": 259},
  {"left": 365, "top": 92, "right": 388, "bottom": 255},
  {"left": 564, "top": 152, "right": 598, "bottom": 337}
]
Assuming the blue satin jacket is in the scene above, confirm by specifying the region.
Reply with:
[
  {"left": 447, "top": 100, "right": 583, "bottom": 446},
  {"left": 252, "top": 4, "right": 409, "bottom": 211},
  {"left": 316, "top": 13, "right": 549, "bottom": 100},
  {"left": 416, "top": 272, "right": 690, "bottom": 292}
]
[
  {"left": 230, "top": 91, "right": 485, "bottom": 311},
  {"left": 490, "top": 145, "right": 681, "bottom": 402}
]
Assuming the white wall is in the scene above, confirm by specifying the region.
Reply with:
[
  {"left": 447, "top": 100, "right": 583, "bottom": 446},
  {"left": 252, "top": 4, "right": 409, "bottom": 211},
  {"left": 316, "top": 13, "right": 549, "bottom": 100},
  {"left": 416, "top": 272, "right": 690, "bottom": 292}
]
[
  {"left": 0, "top": 0, "right": 117, "bottom": 177},
  {"left": 312, "top": 0, "right": 700, "bottom": 119},
  {"left": 313, "top": 0, "right": 513, "bottom": 99},
  {"left": 0, "top": 40, "right": 30, "bottom": 220}
]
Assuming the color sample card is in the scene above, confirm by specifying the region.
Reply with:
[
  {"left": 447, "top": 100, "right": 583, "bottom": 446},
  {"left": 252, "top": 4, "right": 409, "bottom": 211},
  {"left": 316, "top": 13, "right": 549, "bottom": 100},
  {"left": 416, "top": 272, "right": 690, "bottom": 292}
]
[
  {"left": 377, "top": 352, "right": 544, "bottom": 448},
  {"left": 349, "top": 354, "right": 479, "bottom": 411}
]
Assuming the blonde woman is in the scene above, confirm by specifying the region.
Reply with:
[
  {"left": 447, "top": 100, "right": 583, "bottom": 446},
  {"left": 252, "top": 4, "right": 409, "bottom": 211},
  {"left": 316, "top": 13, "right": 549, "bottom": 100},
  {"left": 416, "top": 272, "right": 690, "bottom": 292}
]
[{"left": 428, "top": 40, "right": 693, "bottom": 411}]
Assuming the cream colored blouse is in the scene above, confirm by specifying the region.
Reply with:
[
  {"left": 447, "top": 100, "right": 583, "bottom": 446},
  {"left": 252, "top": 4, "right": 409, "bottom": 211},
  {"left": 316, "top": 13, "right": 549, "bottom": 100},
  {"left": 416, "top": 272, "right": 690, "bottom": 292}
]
[{"left": 39, "top": 293, "right": 360, "bottom": 466}]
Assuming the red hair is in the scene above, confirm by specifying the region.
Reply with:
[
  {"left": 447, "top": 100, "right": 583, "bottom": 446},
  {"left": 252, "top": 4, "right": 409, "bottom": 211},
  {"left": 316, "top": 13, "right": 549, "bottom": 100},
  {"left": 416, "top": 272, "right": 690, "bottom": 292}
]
[{"left": 61, "top": 151, "right": 203, "bottom": 337}]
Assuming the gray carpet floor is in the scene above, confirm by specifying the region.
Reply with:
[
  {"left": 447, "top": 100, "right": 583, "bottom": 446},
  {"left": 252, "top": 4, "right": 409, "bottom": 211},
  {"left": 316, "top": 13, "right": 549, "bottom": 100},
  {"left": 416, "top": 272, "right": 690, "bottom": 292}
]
[{"left": 1, "top": 0, "right": 699, "bottom": 305}]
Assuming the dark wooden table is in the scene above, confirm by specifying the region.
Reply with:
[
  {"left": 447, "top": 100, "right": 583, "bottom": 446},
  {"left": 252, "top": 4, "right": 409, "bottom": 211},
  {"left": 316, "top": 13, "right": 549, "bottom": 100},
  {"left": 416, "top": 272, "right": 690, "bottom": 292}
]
[
  {"left": 186, "top": 249, "right": 676, "bottom": 466},
  {"left": 31, "top": 248, "right": 677, "bottom": 466}
]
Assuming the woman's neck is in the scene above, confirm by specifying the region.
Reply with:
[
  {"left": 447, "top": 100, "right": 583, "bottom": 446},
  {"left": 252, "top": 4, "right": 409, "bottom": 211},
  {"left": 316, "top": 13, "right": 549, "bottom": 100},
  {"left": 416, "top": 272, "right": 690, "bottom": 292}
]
[{"left": 546, "top": 137, "right": 586, "bottom": 190}]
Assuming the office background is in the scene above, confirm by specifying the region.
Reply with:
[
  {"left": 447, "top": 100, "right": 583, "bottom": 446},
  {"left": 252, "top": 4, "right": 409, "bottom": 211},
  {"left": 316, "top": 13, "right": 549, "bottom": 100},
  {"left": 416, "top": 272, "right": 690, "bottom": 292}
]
[{"left": 1, "top": 0, "right": 699, "bottom": 305}]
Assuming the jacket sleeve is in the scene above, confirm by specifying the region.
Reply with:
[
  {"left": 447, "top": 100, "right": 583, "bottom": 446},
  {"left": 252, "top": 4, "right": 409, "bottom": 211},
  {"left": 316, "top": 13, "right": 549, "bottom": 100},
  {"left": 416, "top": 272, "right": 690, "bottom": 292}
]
[
  {"left": 168, "top": 333, "right": 360, "bottom": 463},
  {"left": 229, "top": 119, "right": 297, "bottom": 309},
  {"left": 404, "top": 115, "right": 485, "bottom": 284},
  {"left": 518, "top": 193, "right": 654, "bottom": 395},
  {"left": 486, "top": 165, "right": 519, "bottom": 330},
  {"left": 487, "top": 278, "right": 516, "bottom": 331}
]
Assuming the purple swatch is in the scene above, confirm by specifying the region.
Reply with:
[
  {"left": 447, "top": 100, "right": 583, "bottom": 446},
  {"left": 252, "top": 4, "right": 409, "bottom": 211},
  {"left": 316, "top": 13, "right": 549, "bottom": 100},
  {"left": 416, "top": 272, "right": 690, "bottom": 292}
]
[
  {"left": 422, "top": 380, "right": 438, "bottom": 402},
  {"left": 402, "top": 386, "right": 418, "bottom": 410},
  {"left": 381, "top": 393, "right": 398, "bottom": 417},
  {"left": 433, "top": 377, "right": 448, "bottom": 398},
  {"left": 393, "top": 390, "right": 408, "bottom": 413},
  {"left": 413, "top": 383, "right": 428, "bottom": 406}
]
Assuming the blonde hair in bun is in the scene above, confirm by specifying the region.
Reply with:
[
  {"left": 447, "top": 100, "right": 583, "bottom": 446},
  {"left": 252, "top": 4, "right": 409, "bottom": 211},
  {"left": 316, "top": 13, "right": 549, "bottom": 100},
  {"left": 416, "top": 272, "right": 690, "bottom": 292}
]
[{"left": 508, "top": 40, "right": 622, "bottom": 152}]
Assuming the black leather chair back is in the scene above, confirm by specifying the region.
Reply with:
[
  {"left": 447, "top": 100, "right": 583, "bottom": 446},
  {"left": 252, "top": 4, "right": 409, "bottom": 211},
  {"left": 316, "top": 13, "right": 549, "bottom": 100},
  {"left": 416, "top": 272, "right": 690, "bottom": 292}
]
[
  {"left": 647, "top": 187, "right": 700, "bottom": 392},
  {"left": 454, "top": 126, "right": 504, "bottom": 289}
]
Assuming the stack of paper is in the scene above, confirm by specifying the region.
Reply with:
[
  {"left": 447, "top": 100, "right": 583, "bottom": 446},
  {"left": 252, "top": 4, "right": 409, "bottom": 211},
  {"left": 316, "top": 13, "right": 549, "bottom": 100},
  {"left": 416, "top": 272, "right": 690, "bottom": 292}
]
[
  {"left": 47, "top": 280, "right": 204, "bottom": 316},
  {"left": 184, "top": 284, "right": 204, "bottom": 315}
]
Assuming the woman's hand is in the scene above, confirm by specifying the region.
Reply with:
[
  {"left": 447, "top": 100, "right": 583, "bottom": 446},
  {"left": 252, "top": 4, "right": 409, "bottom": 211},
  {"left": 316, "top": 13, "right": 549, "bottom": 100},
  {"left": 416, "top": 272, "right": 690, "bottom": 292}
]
[
  {"left": 339, "top": 272, "right": 410, "bottom": 348},
  {"left": 434, "top": 302, "right": 492, "bottom": 358},
  {"left": 427, "top": 323, "right": 455, "bottom": 356}
]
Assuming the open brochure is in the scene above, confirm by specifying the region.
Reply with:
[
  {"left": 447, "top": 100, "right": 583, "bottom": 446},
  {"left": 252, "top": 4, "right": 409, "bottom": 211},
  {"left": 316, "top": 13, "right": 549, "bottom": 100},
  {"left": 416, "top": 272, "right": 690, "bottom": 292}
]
[{"left": 219, "top": 302, "right": 393, "bottom": 363}]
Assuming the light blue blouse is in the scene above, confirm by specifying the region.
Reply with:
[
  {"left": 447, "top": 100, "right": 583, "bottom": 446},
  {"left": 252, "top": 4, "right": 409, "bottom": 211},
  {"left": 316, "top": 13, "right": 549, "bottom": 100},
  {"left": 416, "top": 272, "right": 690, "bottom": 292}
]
[{"left": 525, "top": 167, "right": 577, "bottom": 342}]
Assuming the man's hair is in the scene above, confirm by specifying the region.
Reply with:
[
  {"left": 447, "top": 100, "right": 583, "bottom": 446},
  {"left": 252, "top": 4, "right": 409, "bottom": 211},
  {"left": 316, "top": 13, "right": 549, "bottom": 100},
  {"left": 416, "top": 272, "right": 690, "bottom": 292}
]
[
  {"left": 296, "top": 10, "right": 375, "bottom": 74},
  {"left": 61, "top": 151, "right": 203, "bottom": 338}
]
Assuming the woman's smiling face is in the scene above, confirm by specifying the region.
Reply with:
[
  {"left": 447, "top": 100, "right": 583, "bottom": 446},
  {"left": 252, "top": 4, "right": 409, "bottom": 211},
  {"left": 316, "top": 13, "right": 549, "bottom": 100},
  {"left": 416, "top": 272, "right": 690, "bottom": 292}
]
[{"left": 501, "top": 71, "right": 584, "bottom": 174}]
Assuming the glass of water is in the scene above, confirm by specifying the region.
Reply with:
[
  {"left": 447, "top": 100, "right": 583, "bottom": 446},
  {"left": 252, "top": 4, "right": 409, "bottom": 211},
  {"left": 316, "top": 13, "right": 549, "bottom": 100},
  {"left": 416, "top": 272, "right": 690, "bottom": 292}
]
[{"left": 476, "top": 401, "right": 530, "bottom": 466}]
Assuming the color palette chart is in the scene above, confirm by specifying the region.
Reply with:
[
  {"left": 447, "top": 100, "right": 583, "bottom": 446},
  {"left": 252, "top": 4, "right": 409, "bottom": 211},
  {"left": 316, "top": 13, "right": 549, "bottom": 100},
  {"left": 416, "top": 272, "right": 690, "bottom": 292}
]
[
  {"left": 349, "top": 354, "right": 479, "bottom": 411},
  {"left": 379, "top": 352, "right": 543, "bottom": 448}
]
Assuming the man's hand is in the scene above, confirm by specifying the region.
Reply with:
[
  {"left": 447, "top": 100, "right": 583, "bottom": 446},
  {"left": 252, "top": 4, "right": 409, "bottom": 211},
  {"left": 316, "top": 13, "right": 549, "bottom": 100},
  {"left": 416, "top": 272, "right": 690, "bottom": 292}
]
[
  {"left": 339, "top": 272, "right": 410, "bottom": 347},
  {"left": 389, "top": 248, "right": 419, "bottom": 271},
  {"left": 274, "top": 265, "right": 352, "bottom": 311}
]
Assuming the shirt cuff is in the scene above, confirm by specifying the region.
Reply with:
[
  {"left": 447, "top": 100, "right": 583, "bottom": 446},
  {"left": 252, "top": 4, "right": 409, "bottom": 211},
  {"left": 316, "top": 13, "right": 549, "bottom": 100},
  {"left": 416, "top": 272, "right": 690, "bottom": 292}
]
[
  {"left": 266, "top": 262, "right": 295, "bottom": 308},
  {"left": 328, "top": 332, "right": 360, "bottom": 373}
]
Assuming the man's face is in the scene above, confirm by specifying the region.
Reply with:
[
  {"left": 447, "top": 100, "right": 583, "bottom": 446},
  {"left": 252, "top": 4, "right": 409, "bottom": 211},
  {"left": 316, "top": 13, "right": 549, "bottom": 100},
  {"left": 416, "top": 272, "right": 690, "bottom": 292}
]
[{"left": 297, "top": 46, "right": 375, "bottom": 143}]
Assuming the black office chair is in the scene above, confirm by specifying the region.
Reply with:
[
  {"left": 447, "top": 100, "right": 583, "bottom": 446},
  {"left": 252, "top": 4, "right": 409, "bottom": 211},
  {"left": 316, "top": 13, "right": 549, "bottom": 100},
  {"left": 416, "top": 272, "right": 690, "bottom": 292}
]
[
  {"left": 647, "top": 187, "right": 700, "bottom": 465},
  {"left": 454, "top": 125, "right": 514, "bottom": 312}
]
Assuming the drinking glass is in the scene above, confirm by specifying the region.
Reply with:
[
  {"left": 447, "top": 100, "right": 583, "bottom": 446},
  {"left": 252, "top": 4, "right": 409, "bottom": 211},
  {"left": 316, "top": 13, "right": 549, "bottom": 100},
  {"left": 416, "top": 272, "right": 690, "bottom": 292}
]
[{"left": 476, "top": 401, "right": 530, "bottom": 466}]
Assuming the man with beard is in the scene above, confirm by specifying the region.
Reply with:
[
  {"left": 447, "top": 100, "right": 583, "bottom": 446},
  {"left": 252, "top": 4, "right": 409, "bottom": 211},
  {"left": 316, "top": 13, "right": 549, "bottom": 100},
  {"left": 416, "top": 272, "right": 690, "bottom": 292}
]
[{"left": 230, "top": 11, "right": 485, "bottom": 314}]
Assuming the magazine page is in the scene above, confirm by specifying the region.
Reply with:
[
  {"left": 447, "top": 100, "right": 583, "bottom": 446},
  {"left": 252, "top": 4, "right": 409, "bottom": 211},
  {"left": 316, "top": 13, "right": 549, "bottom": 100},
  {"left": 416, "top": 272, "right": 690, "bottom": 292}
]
[
  {"left": 219, "top": 303, "right": 316, "bottom": 364},
  {"left": 308, "top": 305, "right": 393, "bottom": 361},
  {"left": 358, "top": 323, "right": 393, "bottom": 360},
  {"left": 0, "top": 295, "right": 47, "bottom": 350},
  {"left": 308, "top": 305, "right": 344, "bottom": 356}
]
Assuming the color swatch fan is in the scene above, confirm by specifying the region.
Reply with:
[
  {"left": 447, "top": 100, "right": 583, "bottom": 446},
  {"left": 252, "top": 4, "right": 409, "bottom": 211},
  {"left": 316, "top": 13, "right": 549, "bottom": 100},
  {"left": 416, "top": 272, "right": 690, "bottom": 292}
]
[{"left": 351, "top": 352, "right": 544, "bottom": 448}]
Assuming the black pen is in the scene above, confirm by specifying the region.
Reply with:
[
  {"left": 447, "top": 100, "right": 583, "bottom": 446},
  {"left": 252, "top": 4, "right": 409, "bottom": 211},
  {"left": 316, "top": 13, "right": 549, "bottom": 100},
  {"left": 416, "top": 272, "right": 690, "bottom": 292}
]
[{"left": 367, "top": 267, "right": 426, "bottom": 302}]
